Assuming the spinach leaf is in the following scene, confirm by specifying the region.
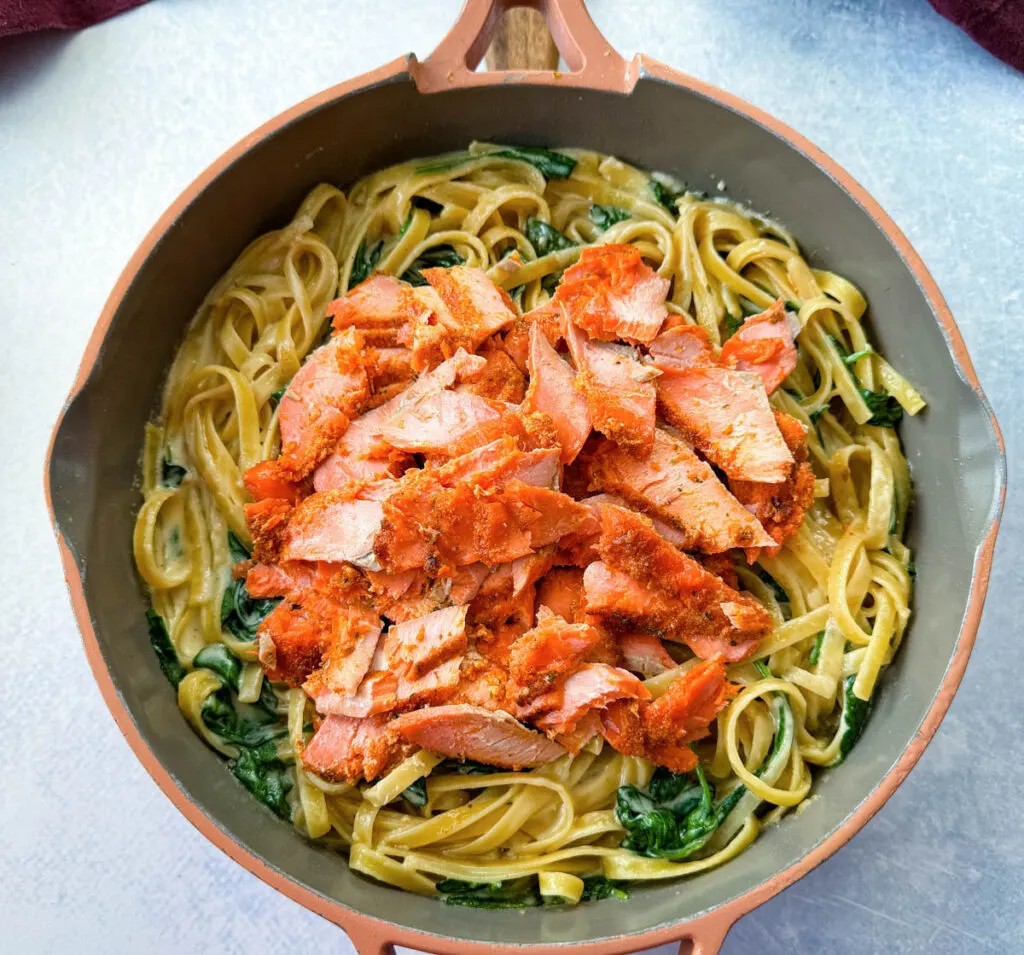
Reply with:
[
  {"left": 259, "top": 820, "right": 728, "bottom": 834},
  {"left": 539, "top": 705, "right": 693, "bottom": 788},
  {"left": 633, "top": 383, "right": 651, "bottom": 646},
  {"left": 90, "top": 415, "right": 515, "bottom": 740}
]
[
  {"left": 579, "top": 877, "right": 629, "bottom": 902},
  {"left": 906, "top": 562, "right": 917, "bottom": 579},
  {"left": 859, "top": 388, "right": 903, "bottom": 428},
  {"left": 221, "top": 578, "right": 280, "bottom": 642},
  {"left": 401, "top": 776, "right": 428, "bottom": 808},
  {"left": 258, "top": 678, "right": 280, "bottom": 717},
  {"left": 411, "top": 194, "right": 444, "bottom": 215},
  {"left": 808, "top": 405, "right": 828, "bottom": 424},
  {"left": 201, "top": 689, "right": 286, "bottom": 749},
  {"left": 829, "top": 675, "right": 873, "bottom": 766},
  {"left": 844, "top": 345, "right": 874, "bottom": 365},
  {"left": 489, "top": 146, "right": 577, "bottom": 180},
  {"left": 525, "top": 217, "right": 575, "bottom": 257},
  {"left": 147, "top": 610, "right": 186, "bottom": 688},
  {"left": 808, "top": 631, "right": 826, "bottom": 666},
  {"left": 437, "top": 877, "right": 540, "bottom": 909},
  {"left": 589, "top": 203, "right": 631, "bottom": 231},
  {"left": 785, "top": 300, "right": 801, "bottom": 312},
  {"left": 753, "top": 565, "right": 788, "bottom": 604},
  {"left": 193, "top": 644, "right": 241, "bottom": 690},
  {"left": 227, "top": 529, "right": 250, "bottom": 564},
  {"left": 724, "top": 312, "right": 744, "bottom": 341},
  {"left": 349, "top": 238, "right": 383, "bottom": 289},
  {"left": 615, "top": 765, "right": 740, "bottom": 860},
  {"left": 269, "top": 387, "right": 287, "bottom": 409},
  {"left": 161, "top": 454, "right": 187, "bottom": 489},
  {"left": 401, "top": 244, "right": 464, "bottom": 287},
  {"left": 649, "top": 178, "right": 685, "bottom": 212},
  {"left": 231, "top": 745, "right": 293, "bottom": 820}
]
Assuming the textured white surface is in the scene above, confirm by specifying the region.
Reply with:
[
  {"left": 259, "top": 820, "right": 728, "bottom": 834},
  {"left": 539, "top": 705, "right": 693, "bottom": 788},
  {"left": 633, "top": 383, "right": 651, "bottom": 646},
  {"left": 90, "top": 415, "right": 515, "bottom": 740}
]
[{"left": 2, "top": 0, "right": 1022, "bottom": 952}]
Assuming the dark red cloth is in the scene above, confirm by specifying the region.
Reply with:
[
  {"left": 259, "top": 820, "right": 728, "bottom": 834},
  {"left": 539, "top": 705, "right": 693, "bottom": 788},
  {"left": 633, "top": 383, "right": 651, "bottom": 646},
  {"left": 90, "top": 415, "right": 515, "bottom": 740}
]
[
  {"left": 928, "top": 0, "right": 1024, "bottom": 71},
  {"left": 0, "top": 0, "right": 147, "bottom": 37}
]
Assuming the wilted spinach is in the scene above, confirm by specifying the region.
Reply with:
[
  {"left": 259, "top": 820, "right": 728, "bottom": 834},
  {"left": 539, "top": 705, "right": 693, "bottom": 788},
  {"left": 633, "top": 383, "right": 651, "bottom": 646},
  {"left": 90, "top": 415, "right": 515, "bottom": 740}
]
[
  {"left": 147, "top": 610, "right": 186, "bottom": 687},
  {"left": 589, "top": 203, "right": 631, "bottom": 231},
  {"left": 401, "top": 245, "right": 465, "bottom": 287},
  {"left": 349, "top": 238, "right": 383, "bottom": 289}
]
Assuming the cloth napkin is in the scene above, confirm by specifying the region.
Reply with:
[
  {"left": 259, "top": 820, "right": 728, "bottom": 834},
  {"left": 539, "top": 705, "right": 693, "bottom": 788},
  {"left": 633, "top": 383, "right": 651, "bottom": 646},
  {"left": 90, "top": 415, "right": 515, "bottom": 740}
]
[{"left": 1, "top": 0, "right": 1022, "bottom": 73}]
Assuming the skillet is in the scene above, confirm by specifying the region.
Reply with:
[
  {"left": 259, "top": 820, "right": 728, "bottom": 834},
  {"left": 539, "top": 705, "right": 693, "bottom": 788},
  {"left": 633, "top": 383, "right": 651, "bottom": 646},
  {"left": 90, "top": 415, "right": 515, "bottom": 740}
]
[{"left": 45, "top": 1, "right": 1006, "bottom": 951}]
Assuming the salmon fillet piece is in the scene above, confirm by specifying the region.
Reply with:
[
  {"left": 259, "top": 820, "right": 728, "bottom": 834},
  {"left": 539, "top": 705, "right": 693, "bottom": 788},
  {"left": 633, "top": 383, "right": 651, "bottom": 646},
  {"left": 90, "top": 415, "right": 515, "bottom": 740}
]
[
  {"left": 277, "top": 329, "right": 369, "bottom": 478},
  {"left": 654, "top": 362, "right": 793, "bottom": 484},
  {"left": 719, "top": 299, "right": 799, "bottom": 395},
  {"left": 243, "top": 459, "right": 309, "bottom": 504},
  {"left": 457, "top": 342, "right": 527, "bottom": 403},
  {"left": 468, "top": 560, "right": 540, "bottom": 634},
  {"left": 523, "top": 322, "right": 592, "bottom": 464},
  {"left": 304, "top": 616, "right": 384, "bottom": 715},
  {"left": 314, "top": 349, "right": 485, "bottom": 490},
  {"left": 566, "top": 321, "right": 657, "bottom": 454},
  {"left": 580, "top": 431, "right": 773, "bottom": 554},
  {"left": 599, "top": 699, "right": 646, "bottom": 757},
  {"left": 244, "top": 498, "right": 294, "bottom": 564},
  {"left": 328, "top": 274, "right": 430, "bottom": 347},
  {"left": 580, "top": 492, "right": 688, "bottom": 548},
  {"left": 554, "top": 245, "right": 669, "bottom": 345},
  {"left": 257, "top": 600, "right": 332, "bottom": 686},
  {"left": 392, "top": 704, "right": 566, "bottom": 769},
  {"left": 302, "top": 714, "right": 409, "bottom": 783},
  {"left": 382, "top": 605, "right": 469, "bottom": 683},
  {"left": 245, "top": 560, "right": 317, "bottom": 600},
  {"left": 508, "top": 607, "right": 601, "bottom": 700},
  {"left": 381, "top": 390, "right": 507, "bottom": 453},
  {"left": 643, "top": 659, "right": 738, "bottom": 773},
  {"left": 522, "top": 663, "right": 651, "bottom": 737},
  {"left": 730, "top": 409, "right": 815, "bottom": 560},
  {"left": 282, "top": 481, "right": 396, "bottom": 571},
  {"left": 584, "top": 503, "right": 771, "bottom": 661},
  {"left": 620, "top": 632, "right": 676, "bottom": 677},
  {"left": 648, "top": 323, "right": 717, "bottom": 369},
  {"left": 535, "top": 567, "right": 585, "bottom": 623},
  {"left": 436, "top": 437, "right": 559, "bottom": 491},
  {"left": 423, "top": 265, "right": 518, "bottom": 352}
]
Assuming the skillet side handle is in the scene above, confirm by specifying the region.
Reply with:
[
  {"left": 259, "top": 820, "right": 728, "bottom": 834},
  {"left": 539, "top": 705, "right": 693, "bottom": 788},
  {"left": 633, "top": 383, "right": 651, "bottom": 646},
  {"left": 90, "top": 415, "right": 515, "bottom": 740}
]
[
  {"left": 413, "top": 0, "right": 635, "bottom": 93},
  {"left": 679, "top": 916, "right": 734, "bottom": 955},
  {"left": 343, "top": 924, "right": 395, "bottom": 955}
]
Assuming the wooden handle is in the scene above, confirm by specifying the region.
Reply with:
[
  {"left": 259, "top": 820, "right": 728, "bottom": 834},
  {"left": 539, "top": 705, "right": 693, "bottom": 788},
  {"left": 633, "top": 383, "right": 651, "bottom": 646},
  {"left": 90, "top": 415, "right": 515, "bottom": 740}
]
[{"left": 485, "top": 6, "right": 559, "bottom": 71}]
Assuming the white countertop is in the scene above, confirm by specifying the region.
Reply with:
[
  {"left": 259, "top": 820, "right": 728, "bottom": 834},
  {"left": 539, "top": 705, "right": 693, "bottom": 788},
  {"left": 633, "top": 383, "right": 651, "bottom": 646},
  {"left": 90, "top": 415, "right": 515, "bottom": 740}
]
[{"left": 2, "top": 0, "right": 1022, "bottom": 952}]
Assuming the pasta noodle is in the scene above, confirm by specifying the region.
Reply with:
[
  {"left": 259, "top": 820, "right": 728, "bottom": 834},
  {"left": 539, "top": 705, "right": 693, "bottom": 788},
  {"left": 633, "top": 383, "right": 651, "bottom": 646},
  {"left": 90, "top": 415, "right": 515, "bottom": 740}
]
[{"left": 133, "top": 143, "right": 921, "bottom": 904}]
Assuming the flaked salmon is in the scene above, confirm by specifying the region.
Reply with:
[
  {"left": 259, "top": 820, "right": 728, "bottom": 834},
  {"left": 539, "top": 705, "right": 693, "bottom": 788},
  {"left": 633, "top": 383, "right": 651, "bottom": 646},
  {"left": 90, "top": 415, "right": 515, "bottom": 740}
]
[
  {"left": 730, "top": 409, "right": 815, "bottom": 559},
  {"left": 304, "top": 617, "right": 384, "bottom": 714},
  {"left": 392, "top": 704, "right": 566, "bottom": 769},
  {"left": 566, "top": 321, "right": 657, "bottom": 454},
  {"left": 277, "top": 329, "right": 369, "bottom": 478},
  {"left": 656, "top": 365, "right": 793, "bottom": 484},
  {"left": 620, "top": 632, "right": 676, "bottom": 677},
  {"left": 580, "top": 430, "right": 774, "bottom": 554},
  {"left": 302, "top": 714, "right": 409, "bottom": 783},
  {"left": 523, "top": 322, "right": 592, "bottom": 463},
  {"left": 508, "top": 607, "right": 601, "bottom": 700},
  {"left": 643, "top": 659, "right": 738, "bottom": 773},
  {"left": 585, "top": 503, "right": 771, "bottom": 661},
  {"left": 423, "top": 265, "right": 518, "bottom": 352},
  {"left": 283, "top": 484, "right": 393, "bottom": 571},
  {"left": 523, "top": 663, "right": 651, "bottom": 737},
  {"left": 535, "top": 567, "right": 585, "bottom": 623},
  {"left": 328, "top": 274, "right": 429, "bottom": 347},
  {"left": 554, "top": 245, "right": 669, "bottom": 345},
  {"left": 719, "top": 299, "right": 799, "bottom": 395}
]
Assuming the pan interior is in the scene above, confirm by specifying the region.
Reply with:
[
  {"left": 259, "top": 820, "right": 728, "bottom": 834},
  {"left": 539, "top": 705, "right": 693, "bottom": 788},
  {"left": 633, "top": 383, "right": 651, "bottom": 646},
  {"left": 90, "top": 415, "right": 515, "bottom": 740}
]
[{"left": 49, "top": 72, "right": 1002, "bottom": 947}]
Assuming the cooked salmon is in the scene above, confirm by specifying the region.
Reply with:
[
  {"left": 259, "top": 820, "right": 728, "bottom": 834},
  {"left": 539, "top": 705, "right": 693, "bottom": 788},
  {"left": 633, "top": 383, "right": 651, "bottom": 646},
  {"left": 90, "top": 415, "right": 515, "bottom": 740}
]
[
  {"left": 423, "top": 265, "right": 518, "bottom": 352},
  {"left": 328, "top": 274, "right": 429, "bottom": 347},
  {"left": 392, "top": 704, "right": 566, "bottom": 769},
  {"left": 243, "top": 459, "right": 309, "bottom": 504},
  {"left": 277, "top": 329, "right": 369, "bottom": 478},
  {"left": 655, "top": 364, "right": 793, "bottom": 484},
  {"left": 380, "top": 390, "right": 506, "bottom": 453},
  {"left": 554, "top": 245, "right": 669, "bottom": 345},
  {"left": 457, "top": 341, "right": 527, "bottom": 403},
  {"left": 566, "top": 321, "right": 657, "bottom": 454},
  {"left": 508, "top": 607, "right": 601, "bottom": 700},
  {"left": 579, "top": 430, "right": 774, "bottom": 553},
  {"left": 643, "top": 659, "right": 738, "bottom": 773},
  {"left": 282, "top": 484, "right": 392, "bottom": 570},
  {"left": 586, "top": 503, "right": 771, "bottom": 662},
  {"left": 304, "top": 618, "right": 384, "bottom": 714},
  {"left": 648, "top": 323, "right": 717, "bottom": 369},
  {"left": 523, "top": 322, "right": 592, "bottom": 464},
  {"left": 719, "top": 299, "right": 798, "bottom": 395},
  {"left": 620, "top": 632, "right": 676, "bottom": 677},
  {"left": 730, "top": 409, "right": 815, "bottom": 559},
  {"left": 257, "top": 600, "right": 332, "bottom": 686},
  {"left": 302, "top": 714, "right": 409, "bottom": 783},
  {"left": 382, "top": 605, "right": 469, "bottom": 683},
  {"left": 535, "top": 567, "right": 585, "bottom": 622},
  {"left": 523, "top": 663, "right": 650, "bottom": 736}
]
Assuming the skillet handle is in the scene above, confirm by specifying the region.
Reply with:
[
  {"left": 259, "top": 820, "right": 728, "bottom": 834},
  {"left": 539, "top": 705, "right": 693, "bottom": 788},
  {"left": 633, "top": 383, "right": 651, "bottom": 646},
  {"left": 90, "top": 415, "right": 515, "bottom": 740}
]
[{"left": 413, "top": 0, "right": 634, "bottom": 93}]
